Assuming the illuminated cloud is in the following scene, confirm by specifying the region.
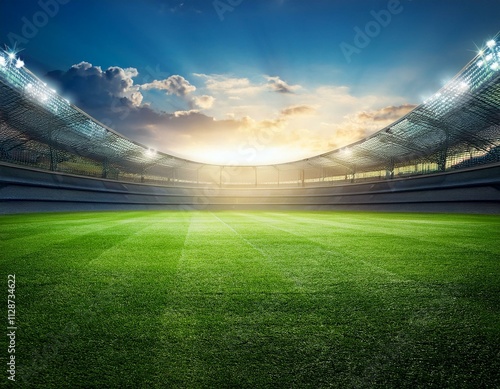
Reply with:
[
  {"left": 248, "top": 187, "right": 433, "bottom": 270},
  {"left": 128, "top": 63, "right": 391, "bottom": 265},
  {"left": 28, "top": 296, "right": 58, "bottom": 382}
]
[
  {"left": 141, "top": 75, "right": 196, "bottom": 96},
  {"left": 198, "top": 74, "right": 248, "bottom": 89},
  {"left": 281, "top": 105, "right": 316, "bottom": 117},
  {"left": 44, "top": 61, "right": 417, "bottom": 165},
  {"left": 174, "top": 109, "right": 200, "bottom": 117},
  {"left": 129, "top": 91, "right": 144, "bottom": 107},
  {"left": 308, "top": 104, "right": 419, "bottom": 153},
  {"left": 191, "top": 95, "right": 215, "bottom": 109},
  {"left": 356, "top": 104, "right": 417, "bottom": 122},
  {"left": 70, "top": 61, "right": 102, "bottom": 77},
  {"left": 194, "top": 74, "right": 265, "bottom": 95}
]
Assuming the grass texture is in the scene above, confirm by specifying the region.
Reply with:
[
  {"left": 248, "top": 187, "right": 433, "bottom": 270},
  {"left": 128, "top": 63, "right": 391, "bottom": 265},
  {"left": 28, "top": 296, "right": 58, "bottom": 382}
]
[{"left": 1, "top": 211, "right": 499, "bottom": 388}]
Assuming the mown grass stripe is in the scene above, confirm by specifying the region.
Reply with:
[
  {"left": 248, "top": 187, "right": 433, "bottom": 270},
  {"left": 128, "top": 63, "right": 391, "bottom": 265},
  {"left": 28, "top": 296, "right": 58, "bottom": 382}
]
[
  {"left": 264, "top": 212, "right": 500, "bottom": 283},
  {"left": 0, "top": 212, "right": 158, "bottom": 265},
  {"left": 286, "top": 212, "right": 500, "bottom": 256},
  {"left": 0, "top": 210, "right": 498, "bottom": 388},
  {"left": 237, "top": 211, "right": 408, "bottom": 283}
]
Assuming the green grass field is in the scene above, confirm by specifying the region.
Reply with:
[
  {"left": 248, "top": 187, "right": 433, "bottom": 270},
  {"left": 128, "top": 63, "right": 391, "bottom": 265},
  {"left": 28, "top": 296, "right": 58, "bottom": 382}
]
[{"left": 1, "top": 211, "right": 500, "bottom": 388}]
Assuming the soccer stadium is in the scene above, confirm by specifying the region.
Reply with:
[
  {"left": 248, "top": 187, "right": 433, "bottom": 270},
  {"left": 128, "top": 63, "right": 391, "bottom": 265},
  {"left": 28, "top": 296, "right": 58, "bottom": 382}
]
[
  {"left": 1, "top": 34, "right": 500, "bottom": 213},
  {"left": 1, "top": 5, "right": 500, "bottom": 388}
]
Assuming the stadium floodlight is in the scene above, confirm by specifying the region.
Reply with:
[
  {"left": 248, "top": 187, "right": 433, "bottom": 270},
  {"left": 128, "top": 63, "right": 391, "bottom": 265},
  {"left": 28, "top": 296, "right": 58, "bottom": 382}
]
[
  {"left": 485, "top": 53, "right": 493, "bottom": 62},
  {"left": 15, "top": 58, "right": 24, "bottom": 68},
  {"left": 8, "top": 52, "right": 15, "bottom": 60},
  {"left": 486, "top": 39, "right": 496, "bottom": 48},
  {"left": 0, "top": 56, "right": 5, "bottom": 67},
  {"left": 477, "top": 60, "right": 484, "bottom": 67},
  {"left": 146, "top": 148, "right": 156, "bottom": 158},
  {"left": 491, "top": 62, "right": 499, "bottom": 71},
  {"left": 340, "top": 147, "right": 352, "bottom": 157}
]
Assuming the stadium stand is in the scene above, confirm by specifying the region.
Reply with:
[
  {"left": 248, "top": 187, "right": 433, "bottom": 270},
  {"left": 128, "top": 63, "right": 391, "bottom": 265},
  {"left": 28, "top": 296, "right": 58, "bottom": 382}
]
[{"left": 0, "top": 34, "right": 499, "bottom": 213}]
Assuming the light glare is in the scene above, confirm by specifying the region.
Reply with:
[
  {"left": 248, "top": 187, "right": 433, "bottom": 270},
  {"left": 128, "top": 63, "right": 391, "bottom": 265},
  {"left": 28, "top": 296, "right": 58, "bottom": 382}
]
[
  {"left": 486, "top": 39, "right": 496, "bottom": 48},
  {"left": 146, "top": 148, "right": 156, "bottom": 158},
  {"left": 15, "top": 59, "right": 24, "bottom": 68},
  {"left": 340, "top": 148, "right": 352, "bottom": 157}
]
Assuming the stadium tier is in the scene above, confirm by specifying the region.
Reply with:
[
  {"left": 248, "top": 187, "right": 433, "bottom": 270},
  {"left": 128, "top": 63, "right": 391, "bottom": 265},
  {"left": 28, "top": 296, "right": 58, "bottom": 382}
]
[{"left": 0, "top": 34, "right": 499, "bottom": 212}]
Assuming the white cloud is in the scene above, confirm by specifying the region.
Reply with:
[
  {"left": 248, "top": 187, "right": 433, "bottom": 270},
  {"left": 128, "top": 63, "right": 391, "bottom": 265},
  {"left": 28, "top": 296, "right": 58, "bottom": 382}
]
[
  {"left": 191, "top": 95, "right": 215, "bottom": 109},
  {"left": 174, "top": 109, "right": 200, "bottom": 117},
  {"left": 48, "top": 61, "right": 418, "bottom": 164},
  {"left": 129, "top": 91, "right": 144, "bottom": 107},
  {"left": 70, "top": 61, "right": 102, "bottom": 77},
  {"left": 123, "top": 67, "right": 139, "bottom": 79},
  {"left": 194, "top": 73, "right": 266, "bottom": 95},
  {"left": 141, "top": 75, "right": 196, "bottom": 96},
  {"left": 197, "top": 74, "right": 249, "bottom": 90}
]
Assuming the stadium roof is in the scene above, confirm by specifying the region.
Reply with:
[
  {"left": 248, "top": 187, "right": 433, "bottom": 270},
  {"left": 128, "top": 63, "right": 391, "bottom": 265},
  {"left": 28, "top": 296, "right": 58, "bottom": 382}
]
[{"left": 1, "top": 33, "right": 499, "bottom": 176}]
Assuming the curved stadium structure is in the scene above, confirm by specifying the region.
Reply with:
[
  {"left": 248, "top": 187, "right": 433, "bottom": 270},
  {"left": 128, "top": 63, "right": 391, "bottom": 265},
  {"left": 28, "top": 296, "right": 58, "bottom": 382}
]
[{"left": 0, "top": 35, "right": 499, "bottom": 213}]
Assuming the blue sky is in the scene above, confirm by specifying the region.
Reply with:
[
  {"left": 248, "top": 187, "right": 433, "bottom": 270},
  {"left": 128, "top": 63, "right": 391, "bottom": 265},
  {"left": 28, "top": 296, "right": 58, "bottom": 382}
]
[{"left": 1, "top": 0, "right": 499, "bottom": 164}]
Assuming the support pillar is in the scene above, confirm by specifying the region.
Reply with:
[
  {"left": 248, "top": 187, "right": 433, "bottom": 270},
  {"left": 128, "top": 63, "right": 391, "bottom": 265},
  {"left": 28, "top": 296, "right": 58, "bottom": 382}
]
[
  {"left": 49, "top": 146, "right": 57, "bottom": 171},
  {"left": 385, "top": 159, "right": 395, "bottom": 179},
  {"left": 102, "top": 158, "right": 109, "bottom": 179},
  {"left": 437, "top": 147, "right": 448, "bottom": 172}
]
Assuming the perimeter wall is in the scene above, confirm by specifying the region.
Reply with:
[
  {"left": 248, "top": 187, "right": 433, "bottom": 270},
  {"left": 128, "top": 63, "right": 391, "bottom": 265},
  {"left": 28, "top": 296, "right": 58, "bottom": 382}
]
[{"left": 1, "top": 162, "right": 499, "bottom": 214}]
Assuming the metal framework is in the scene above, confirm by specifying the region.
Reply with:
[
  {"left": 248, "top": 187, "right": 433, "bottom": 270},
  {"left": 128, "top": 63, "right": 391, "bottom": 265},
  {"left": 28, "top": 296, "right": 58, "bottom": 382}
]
[{"left": 1, "top": 34, "right": 499, "bottom": 188}]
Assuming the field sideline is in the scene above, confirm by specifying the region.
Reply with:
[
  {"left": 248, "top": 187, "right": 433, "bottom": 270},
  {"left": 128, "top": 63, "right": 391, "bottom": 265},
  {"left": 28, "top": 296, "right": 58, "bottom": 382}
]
[{"left": 1, "top": 211, "right": 499, "bottom": 388}]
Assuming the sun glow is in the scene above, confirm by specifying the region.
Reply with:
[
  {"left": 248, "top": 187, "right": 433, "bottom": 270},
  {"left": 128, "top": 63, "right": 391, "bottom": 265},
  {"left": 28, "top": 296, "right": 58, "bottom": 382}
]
[{"left": 185, "top": 146, "right": 314, "bottom": 166}]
